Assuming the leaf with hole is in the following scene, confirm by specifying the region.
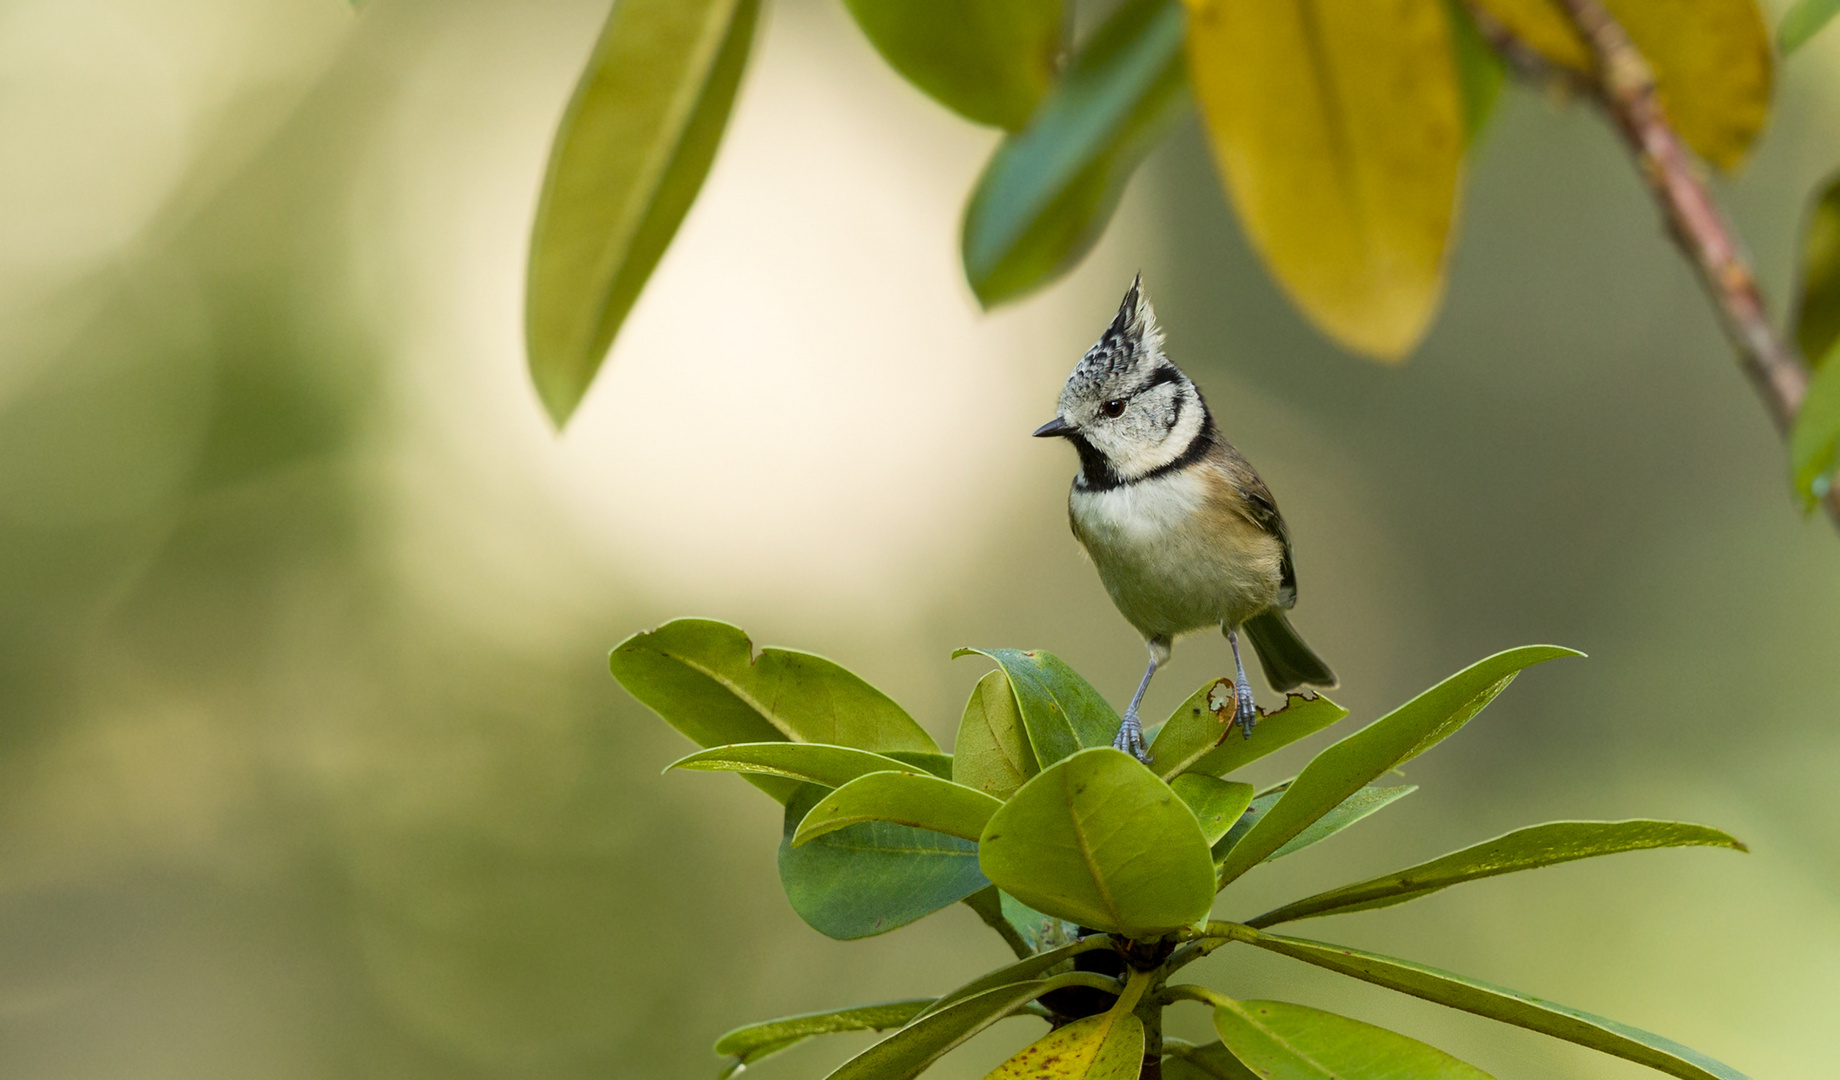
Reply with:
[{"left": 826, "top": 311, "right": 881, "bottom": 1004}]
[
  {"left": 842, "top": 0, "right": 1064, "bottom": 130},
  {"left": 526, "top": 0, "right": 758, "bottom": 426},
  {"left": 1151, "top": 686, "right": 1348, "bottom": 781},
  {"left": 1212, "top": 997, "right": 1493, "bottom": 1079},
  {"left": 980, "top": 748, "right": 1216, "bottom": 937},
  {"left": 962, "top": 0, "right": 1188, "bottom": 306},
  {"left": 1215, "top": 646, "right": 1579, "bottom": 885},
  {"left": 1251, "top": 819, "right": 1745, "bottom": 927},
  {"left": 792, "top": 771, "right": 1004, "bottom": 846},
  {"left": 956, "top": 649, "right": 1119, "bottom": 770}
]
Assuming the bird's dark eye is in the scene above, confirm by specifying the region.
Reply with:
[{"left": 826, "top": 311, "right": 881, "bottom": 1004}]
[{"left": 1100, "top": 399, "right": 1126, "bottom": 418}]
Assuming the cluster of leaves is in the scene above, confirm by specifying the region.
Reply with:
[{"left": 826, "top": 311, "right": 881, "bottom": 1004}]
[{"left": 612, "top": 619, "right": 1751, "bottom": 1080}]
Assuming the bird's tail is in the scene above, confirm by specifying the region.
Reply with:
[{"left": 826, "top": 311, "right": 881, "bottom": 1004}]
[{"left": 1244, "top": 611, "right": 1337, "bottom": 692}]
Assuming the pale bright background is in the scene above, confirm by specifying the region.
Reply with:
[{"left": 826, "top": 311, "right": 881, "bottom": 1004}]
[{"left": 1, "top": 1, "right": 1837, "bottom": 1077}]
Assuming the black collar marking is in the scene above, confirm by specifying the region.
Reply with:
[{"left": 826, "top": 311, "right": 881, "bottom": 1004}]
[{"left": 1074, "top": 412, "right": 1216, "bottom": 493}]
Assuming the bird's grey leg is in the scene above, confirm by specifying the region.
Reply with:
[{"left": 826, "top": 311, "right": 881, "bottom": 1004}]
[
  {"left": 1113, "top": 639, "right": 1168, "bottom": 764},
  {"left": 1226, "top": 629, "right": 1257, "bottom": 739}
]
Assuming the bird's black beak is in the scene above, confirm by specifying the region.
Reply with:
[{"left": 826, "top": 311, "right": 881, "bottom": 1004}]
[{"left": 1033, "top": 416, "right": 1075, "bottom": 438}]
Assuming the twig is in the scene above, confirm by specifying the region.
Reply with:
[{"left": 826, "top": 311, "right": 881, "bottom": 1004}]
[{"left": 1476, "top": 0, "right": 1840, "bottom": 527}]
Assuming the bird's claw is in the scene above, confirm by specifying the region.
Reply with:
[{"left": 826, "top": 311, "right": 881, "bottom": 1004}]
[
  {"left": 1234, "top": 679, "right": 1257, "bottom": 740},
  {"left": 1113, "top": 714, "right": 1152, "bottom": 764}
]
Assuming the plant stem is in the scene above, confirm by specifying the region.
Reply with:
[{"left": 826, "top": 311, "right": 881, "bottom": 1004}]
[{"left": 1472, "top": 0, "right": 1840, "bottom": 528}]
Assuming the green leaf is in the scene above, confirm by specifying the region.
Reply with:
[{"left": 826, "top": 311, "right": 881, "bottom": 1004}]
[
  {"left": 954, "top": 668, "right": 1036, "bottom": 799},
  {"left": 1241, "top": 929, "right": 1752, "bottom": 1080},
  {"left": 714, "top": 1000, "right": 934, "bottom": 1073},
  {"left": 961, "top": 0, "right": 1187, "bottom": 306},
  {"left": 1215, "top": 646, "right": 1580, "bottom": 886},
  {"left": 1264, "top": 785, "right": 1416, "bottom": 864},
  {"left": 1782, "top": 0, "right": 1840, "bottom": 53},
  {"left": 884, "top": 750, "right": 955, "bottom": 779},
  {"left": 526, "top": 0, "right": 759, "bottom": 426},
  {"left": 1792, "top": 339, "right": 1840, "bottom": 511},
  {"left": 824, "top": 977, "right": 1086, "bottom": 1080},
  {"left": 1444, "top": 0, "right": 1504, "bottom": 145},
  {"left": 1467, "top": 0, "right": 1771, "bottom": 169},
  {"left": 1163, "top": 1041, "right": 1259, "bottom": 1080},
  {"left": 1171, "top": 774, "right": 1255, "bottom": 846},
  {"left": 1151, "top": 685, "right": 1348, "bottom": 781},
  {"left": 1215, "top": 787, "right": 1284, "bottom": 864},
  {"left": 1250, "top": 819, "right": 1746, "bottom": 928},
  {"left": 988, "top": 1010, "right": 1145, "bottom": 1080},
  {"left": 669, "top": 743, "right": 923, "bottom": 788},
  {"left": 915, "top": 935, "right": 1113, "bottom": 1021},
  {"left": 1212, "top": 997, "right": 1494, "bottom": 1079},
  {"left": 792, "top": 771, "right": 1004, "bottom": 846},
  {"left": 1793, "top": 172, "right": 1840, "bottom": 368},
  {"left": 614, "top": 620, "right": 938, "bottom": 801},
  {"left": 955, "top": 649, "right": 1119, "bottom": 771},
  {"left": 980, "top": 748, "right": 1216, "bottom": 937},
  {"left": 779, "top": 783, "right": 989, "bottom": 940},
  {"left": 842, "top": 0, "right": 1063, "bottom": 130},
  {"left": 1187, "top": 0, "right": 1464, "bottom": 360}
]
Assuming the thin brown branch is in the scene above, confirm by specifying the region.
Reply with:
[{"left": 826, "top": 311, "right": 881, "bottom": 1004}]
[{"left": 1474, "top": 0, "right": 1840, "bottom": 527}]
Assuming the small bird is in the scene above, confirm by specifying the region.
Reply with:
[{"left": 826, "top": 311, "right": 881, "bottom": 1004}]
[{"left": 1034, "top": 276, "right": 1336, "bottom": 762}]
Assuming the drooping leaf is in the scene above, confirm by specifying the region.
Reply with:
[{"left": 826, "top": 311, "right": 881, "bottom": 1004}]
[
  {"left": 1793, "top": 173, "right": 1840, "bottom": 369},
  {"left": 1263, "top": 785, "right": 1417, "bottom": 863},
  {"left": 842, "top": 0, "right": 1064, "bottom": 130},
  {"left": 1250, "top": 819, "right": 1745, "bottom": 927},
  {"left": 955, "top": 650, "right": 1119, "bottom": 770},
  {"left": 1212, "top": 997, "right": 1494, "bottom": 1079},
  {"left": 1215, "top": 646, "right": 1580, "bottom": 885},
  {"left": 1444, "top": 0, "right": 1504, "bottom": 145},
  {"left": 1162, "top": 1040, "right": 1259, "bottom": 1080},
  {"left": 988, "top": 1010, "right": 1145, "bottom": 1080},
  {"left": 1151, "top": 685, "right": 1348, "bottom": 781},
  {"left": 1780, "top": 0, "right": 1840, "bottom": 53},
  {"left": 715, "top": 1000, "right": 935, "bottom": 1074},
  {"left": 1171, "top": 774, "right": 1256, "bottom": 846},
  {"left": 980, "top": 748, "right": 1216, "bottom": 937},
  {"left": 1466, "top": 0, "right": 1771, "bottom": 169},
  {"left": 614, "top": 620, "right": 938, "bottom": 801},
  {"left": 1790, "top": 347, "right": 1840, "bottom": 510},
  {"left": 1185, "top": 0, "right": 1465, "bottom": 361},
  {"left": 954, "top": 668, "right": 1036, "bottom": 799},
  {"left": 669, "top": 743, "right": 922, "bottom": 788},
  {"left": 824, "top": 977, "right": 1088, "bottom": 1080},
  {"left": 526, "top": 0, "right": 759, "bottom": 426},
  {"left": 962, "top": 0, "right": 1188, "bottom": 306},
  {"left": 779, "top": 783, "right": 989, "bottom": 940},
  {"left": 792, "top": 771, "right": 1005, "bottom": 846},
  {"left": 1241, "top": 929, "right": 1752, "bottom": 1080}
]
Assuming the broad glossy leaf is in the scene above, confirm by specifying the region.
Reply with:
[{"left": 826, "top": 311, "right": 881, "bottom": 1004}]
[
  {"left": 1793, "top": 174, "right": 1840, "bottom": 369},
  {"left": 1264, "top": 785, "right": 1416, "bottom": 863},
  {"left": 715, "top": 1000, "right": 934, "bottom": 1073},
  {"left": 989, "top": 1010, "right": 1145, "bottom": 1080},
  {"left": 980, "top": 748, "right": 1215, "bottom": 937},
  {"left": 793, "top": 771, "right": 1004, "bottom": 846},
  {"left": 956, "top": 650, "right": 1118, "bottom": 770},
  {"left": 825, "top": 978, "right": 1079, "bottom": 1080},
  {"left": 1243, "top": 929, "right": 1751, "bottom": 1080},
  {"left": 1251, "top": 819, "right": 1745, "bottom": 927},
  {"left": 1163, "top": 1041, "right": 1258, "bottom": 1080},
  {"left": 955, "top": 669, "right": 1036, "bottom": 799},
  {"left": 780, "top": 784, "right": 988, "bottom": 939},
  {"left": 1212, "top": 997, "right": 1493, "bottom": 1079},
  {"left": 1171, "top": 774, "right": 1255, "bottom": 846},
  {"left": 1790, "top": 349, "right": 1840, "bottom": 510},
  {"left": 1152, "top": 685, "right": 1348, "bottom": 781},
  {"left": 1215, "top": 646, "right": 1579, "bottom": 885},
  {"left": 843, "top": 0, "right": 1062, "bottom": 130},
  {"left": 526, "top": 0, "right": 758, "bottom": 426},
  {"left": 1467, "top": 0, "right": 1770, "bottom": 169},
  {"left": 1186, "top": 0, "right": 1464, "bottom": 360},
  {"left": 1781, "top": 0, "right": 1840, "bottom": 52},
  {"left": 669, "top": 743, "right": 920, "bottom": 788},
  {"left": 916, "top": 935, "right": 1113, "bottom": 1020},
  {"left": 962, "top": 0, "right": 1187, "bottom": 306},
  {"left": 615, "top": 620, "right": 937, "bottom": 801}
]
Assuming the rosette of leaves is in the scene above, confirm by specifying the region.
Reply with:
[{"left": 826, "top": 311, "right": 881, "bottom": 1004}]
[{"left": 612, "top": 619, "right": 1753, "bottom": 1080}]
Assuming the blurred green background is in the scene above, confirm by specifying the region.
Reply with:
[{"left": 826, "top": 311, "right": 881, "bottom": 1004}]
[{"left": 2, "top": 0, "right": 1837, "bottom": 1077}]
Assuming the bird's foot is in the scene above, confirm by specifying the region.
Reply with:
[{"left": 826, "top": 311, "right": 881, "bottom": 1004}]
[
  {"left": 1113, "top": 714, "right": 1152, "bottom": 764},
  {"left": 1234, "top": 677, "right": 1257, "bottom": 740}
]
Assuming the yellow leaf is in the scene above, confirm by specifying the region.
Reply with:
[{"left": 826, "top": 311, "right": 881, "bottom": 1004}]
[
  {"left": 1186, "top": 0, "right": 1465, "bottom": 361},
  {"left": 1470, "top": 0, "right": 1772, "bottom": 169},
  {"left": 985, "top": 1012, "right": 1145, "bottom": 1080}
]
